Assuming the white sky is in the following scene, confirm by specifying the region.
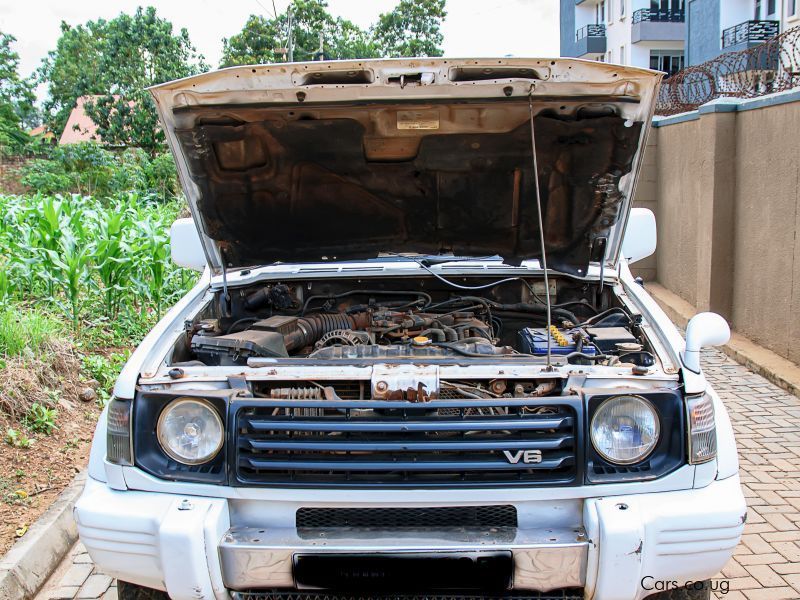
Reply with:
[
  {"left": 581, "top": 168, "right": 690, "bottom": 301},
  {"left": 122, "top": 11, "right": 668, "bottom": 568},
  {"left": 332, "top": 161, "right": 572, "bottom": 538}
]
[{"left": 0, "top": 0, "right": 559, "bottom": 101}]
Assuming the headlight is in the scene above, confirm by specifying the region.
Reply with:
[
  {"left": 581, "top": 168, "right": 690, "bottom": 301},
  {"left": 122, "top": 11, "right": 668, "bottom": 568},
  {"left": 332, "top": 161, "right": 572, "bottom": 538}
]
[
  {"left": 590, "top": 395, "right": 660, "bottom": 465},
  {"left": 157, "top": 398, "right": 224, "bottom": 465},
  {"left": 686, "top": 392, "right": 717, "bottom": 464}
]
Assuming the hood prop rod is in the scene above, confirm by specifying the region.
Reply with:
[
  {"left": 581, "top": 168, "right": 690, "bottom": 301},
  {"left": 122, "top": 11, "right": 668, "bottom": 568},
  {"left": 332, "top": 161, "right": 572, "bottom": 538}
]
[
  {"left": 220, "top": 250, "right": 232, "bottom": 317},
  {"left": 528, "top": 95, "right": 554, "bottom": 372}
]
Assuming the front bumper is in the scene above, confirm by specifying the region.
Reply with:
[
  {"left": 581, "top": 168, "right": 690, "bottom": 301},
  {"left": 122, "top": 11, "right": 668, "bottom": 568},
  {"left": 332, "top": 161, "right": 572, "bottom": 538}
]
[{"left": 74, "top": 475, "right": 745, "bottom": 600}]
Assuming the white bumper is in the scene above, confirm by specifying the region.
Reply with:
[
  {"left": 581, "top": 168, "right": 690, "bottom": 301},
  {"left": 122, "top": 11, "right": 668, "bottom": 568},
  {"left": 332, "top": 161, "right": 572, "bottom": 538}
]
[{"left": 75, "top": 475, "right": 745, "bottom": 600}]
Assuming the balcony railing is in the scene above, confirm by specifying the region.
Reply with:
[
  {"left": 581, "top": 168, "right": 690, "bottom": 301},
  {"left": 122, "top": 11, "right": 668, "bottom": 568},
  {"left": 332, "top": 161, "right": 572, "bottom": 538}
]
[
  {"left": 576, "top": 24, "right": 606, "bottom": 41},
  {"left": 632, "top": 8, "right": 686, "bottom": 24},
  {"left": 722, "top": 20, "right": 780, "bottom": 48}
]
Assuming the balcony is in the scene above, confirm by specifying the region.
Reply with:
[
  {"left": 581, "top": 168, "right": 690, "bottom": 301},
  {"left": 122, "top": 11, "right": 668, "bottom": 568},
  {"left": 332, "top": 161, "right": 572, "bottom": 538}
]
[
  {"left": 574, "top": 24, "right": 606, "bottom": 56},
  {"left": 632, "top": 8, "right": 685, "bottom": 43},
  {"left": 722, "top": 20, "right": 780, "bottom": 51}
]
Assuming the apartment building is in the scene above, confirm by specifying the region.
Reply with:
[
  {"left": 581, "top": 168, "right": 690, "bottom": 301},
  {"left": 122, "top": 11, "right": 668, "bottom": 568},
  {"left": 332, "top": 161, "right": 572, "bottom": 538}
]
[
  {"left": 560, "top": 0, "right": 686, "bottom": 74},
  {"left": 686, "top": 0, "right": 799, "bottom": 65}
]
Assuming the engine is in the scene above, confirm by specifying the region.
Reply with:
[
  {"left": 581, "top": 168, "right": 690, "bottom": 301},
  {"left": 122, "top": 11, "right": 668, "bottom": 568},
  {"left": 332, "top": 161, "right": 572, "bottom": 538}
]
[
  {"left": 178, "top": 279, "right": 655, "bottom": 368},
  {"left": 190, "top": 305, "right": 503, "bottom": 364}
]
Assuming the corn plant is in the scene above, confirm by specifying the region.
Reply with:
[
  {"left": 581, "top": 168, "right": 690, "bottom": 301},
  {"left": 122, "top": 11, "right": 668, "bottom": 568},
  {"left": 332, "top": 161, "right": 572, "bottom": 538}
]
[
  {"left": 92, "top": 202, "right": 135, "bottom": 318},
  {"left": 43, "top": 233, "right": 93, "bottom": 330},
  {"left": 0, "top": 191, "right": 194, "bottom": 343}
]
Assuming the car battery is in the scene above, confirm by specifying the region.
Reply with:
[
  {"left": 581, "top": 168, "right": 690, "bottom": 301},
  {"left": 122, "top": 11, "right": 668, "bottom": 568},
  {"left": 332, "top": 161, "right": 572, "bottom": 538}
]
[{"left": 519, "top": 326, "right": 596, "bottom": 356}]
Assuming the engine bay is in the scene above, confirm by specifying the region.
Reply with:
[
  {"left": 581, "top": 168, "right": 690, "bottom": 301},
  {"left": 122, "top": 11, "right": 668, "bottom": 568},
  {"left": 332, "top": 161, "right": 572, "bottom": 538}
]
[{"left": 173, "top": 274, "right": 655, "bottom": 368}]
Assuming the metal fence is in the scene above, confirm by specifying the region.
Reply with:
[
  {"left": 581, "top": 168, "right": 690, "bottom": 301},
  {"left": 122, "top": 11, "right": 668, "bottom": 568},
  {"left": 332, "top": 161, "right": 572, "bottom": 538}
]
[
  {"left": 632, "top": 8, "right": 685, "bottom": 24},
  {"left": 655, "top": 25, "right": 800, "bottom": 116},
  {"left": 576, "top": 24, "right": 606, "bottom": 41}
]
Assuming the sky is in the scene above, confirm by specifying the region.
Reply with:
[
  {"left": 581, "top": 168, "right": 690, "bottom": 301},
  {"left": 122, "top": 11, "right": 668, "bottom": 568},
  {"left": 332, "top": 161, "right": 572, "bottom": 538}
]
[{"left": 0, "top": 0, "right": 559, "bottom": 101}]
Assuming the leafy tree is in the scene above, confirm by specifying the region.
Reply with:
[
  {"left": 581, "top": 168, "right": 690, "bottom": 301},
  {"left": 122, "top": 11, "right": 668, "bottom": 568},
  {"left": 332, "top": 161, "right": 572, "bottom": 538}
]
[
  {"left": 0, "top": 30, "right": 36, "bottom": 154},
  {"left": 39, "top": 7, "right": 207, "bottom": 154},
  {"left": 38, "top": 22, "right": 105, "bottom": 136},
  {"left": 373, "top": 0, "right": 447, "bottom": 58},
  {"left": 221, "top": 0, "right": 377, "bottom": 67},
  {"left": 221, "top": 15, "right": 284, "bottom": 66},
  {"left": 0, "top": 104, "right": 29, "bottom": 157}
]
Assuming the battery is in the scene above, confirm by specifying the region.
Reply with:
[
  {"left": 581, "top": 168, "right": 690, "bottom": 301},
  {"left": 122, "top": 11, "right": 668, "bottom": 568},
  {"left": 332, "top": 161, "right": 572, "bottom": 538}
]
[{"left": 518, "top": 327, "right": 596, "bottom": 356}]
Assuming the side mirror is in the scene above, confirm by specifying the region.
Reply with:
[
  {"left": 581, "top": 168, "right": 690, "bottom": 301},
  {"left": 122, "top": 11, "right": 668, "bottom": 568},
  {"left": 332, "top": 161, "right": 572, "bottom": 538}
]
[
  {"left": 682, "top": 312, "right": 730, "bottom": 373},
  {"left": 170, "top": 218, "right": 206, "bottom": 271},
  {"left": 621, "top": 207, "right": 657, "bottom": 264}
]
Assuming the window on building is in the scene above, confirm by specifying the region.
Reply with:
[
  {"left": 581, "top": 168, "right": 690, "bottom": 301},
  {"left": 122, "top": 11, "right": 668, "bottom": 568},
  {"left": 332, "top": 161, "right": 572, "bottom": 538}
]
[
  {"left": 650, "top": 50, "right": 685, "bottom": 76},
  {"left": 598, "top": 1, "right": 605, "bottom": 23},
  {"left": 608, "top": 49, "right": 613, "bottom": 63},
  {"left": 768, "top": 0, "right": 776, "bottom": 14},
  {"left": 607, "top": 0, "right": 613, "bottom": 22},
  {"left": 790, "top": 0, "right": 798, "bottom": 16},
  {"left": 620, "top": 45, "right": 626, "bottom": 63},
  {"left": 754, "top": 0, "right": 762, "bottom": 19},
  {"left": 650, "top": 0, "right": 683, "bottom": 14},
  {"left": 620, "top": 0, "right": 626, "bottom": 18}
]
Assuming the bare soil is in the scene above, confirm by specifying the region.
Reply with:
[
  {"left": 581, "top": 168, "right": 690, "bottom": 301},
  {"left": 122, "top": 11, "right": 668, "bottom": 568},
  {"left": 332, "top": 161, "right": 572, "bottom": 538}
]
[{"left": 0, "top": 342, "right": 101, "bottom": 555}]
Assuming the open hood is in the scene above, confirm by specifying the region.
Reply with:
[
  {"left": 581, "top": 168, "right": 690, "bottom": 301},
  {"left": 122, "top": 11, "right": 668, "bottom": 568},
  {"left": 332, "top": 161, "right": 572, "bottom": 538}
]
[{"left": 150, "top": 58, "right": 662, "bottom": 276}]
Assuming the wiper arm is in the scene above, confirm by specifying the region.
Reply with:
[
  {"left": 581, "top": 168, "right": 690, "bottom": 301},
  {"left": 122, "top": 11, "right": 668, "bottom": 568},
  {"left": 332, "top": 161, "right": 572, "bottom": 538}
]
[{"left": 418, "top": 255, "right": 500, "bottom": 267}]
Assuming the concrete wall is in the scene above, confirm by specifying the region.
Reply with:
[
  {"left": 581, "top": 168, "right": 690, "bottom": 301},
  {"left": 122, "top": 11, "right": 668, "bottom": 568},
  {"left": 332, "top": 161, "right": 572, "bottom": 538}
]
[
  {"left": 730, "top": 99, "right": 800, "bottom": 363},
  {"left": 643, "top": 91, "right": 800, "bottom": 364}
]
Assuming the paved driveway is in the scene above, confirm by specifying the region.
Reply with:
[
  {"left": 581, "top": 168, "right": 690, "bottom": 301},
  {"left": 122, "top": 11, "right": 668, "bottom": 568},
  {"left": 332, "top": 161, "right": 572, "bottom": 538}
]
[{"left": 35, "top": 346, "right": 800, "bottom": 600}]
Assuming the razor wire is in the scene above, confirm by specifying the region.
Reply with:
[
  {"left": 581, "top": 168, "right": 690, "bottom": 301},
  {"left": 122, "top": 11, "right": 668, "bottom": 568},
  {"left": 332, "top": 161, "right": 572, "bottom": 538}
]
[{"left": 656, "top": 25, "right": 800, "bottom": 116}]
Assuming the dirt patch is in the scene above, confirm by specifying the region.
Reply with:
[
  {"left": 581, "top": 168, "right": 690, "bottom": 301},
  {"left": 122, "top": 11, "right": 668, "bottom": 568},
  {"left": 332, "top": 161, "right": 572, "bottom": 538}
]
[{"left": 0, "top": 341, "right": 101, "bottom": 555}]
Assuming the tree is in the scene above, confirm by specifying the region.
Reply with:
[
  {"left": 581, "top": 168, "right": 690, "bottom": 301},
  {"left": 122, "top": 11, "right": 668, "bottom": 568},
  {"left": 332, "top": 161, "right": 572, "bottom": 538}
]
[
  {"left": 221, "top": 0, "right": 450, "bottom": 67},
  {"left": 372, "top": 0, "right": 447, "bottom": 58},
  {"left": 221, "top": 15, "right": 284, "bottom": 66},
  {"left": 38, "top": 22, "right": 106, "bottom": 136},
  {"left": 39, "top": 7, "right": 207, "bottom": 154},
  {"left": 84, "top": 7, "right": 208, "bottom": 154},
  {"left": 221, "top": 0, "right": 377, "bottom": 67},
  {"left": 0, "top": 31, "right": 36, "bottom": 132}
]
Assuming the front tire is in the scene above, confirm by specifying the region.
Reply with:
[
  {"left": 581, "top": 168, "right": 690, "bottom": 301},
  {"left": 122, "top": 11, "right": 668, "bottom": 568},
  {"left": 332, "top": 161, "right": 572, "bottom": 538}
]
[
  {"left": 646, "top": 581, "right": 711, "bottom": 600},
  {"left": 117, "top": 580, "right": 169, "bottom": 599}
]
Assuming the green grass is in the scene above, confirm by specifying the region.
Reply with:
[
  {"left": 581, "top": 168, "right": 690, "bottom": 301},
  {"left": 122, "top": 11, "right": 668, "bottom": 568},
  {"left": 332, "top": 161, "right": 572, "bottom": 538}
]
[{"left": 0, "top": 305, "right": 63, "bottom": 357}]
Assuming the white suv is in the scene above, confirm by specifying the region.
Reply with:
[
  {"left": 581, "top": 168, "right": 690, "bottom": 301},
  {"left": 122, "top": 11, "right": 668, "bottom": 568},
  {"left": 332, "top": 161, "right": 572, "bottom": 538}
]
[{"left": 75, "top": 58, "right": 745, "bottom": 600}]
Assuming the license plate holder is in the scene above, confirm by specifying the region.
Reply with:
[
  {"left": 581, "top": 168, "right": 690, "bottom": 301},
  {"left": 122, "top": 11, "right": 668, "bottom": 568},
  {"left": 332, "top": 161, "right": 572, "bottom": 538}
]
[{"left": 293, "top": 551, "right": 513, "bottom": 591}]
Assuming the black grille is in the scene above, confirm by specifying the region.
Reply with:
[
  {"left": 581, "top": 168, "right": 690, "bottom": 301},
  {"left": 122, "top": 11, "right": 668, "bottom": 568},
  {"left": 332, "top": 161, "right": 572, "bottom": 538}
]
[
  {"left": 296, "top": 506, "right": 517, "bottom": 528},
  {"left": 231, "top": 591, "right": 584, "bottom": 600},
  {"left": 233, "top": 397, "right": 579, "bottom": 487}
]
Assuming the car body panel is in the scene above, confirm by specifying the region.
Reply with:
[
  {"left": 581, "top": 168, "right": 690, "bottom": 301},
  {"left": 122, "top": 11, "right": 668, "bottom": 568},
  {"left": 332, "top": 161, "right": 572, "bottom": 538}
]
[{"left": 150, "top": 58, "right": 662, "bottom": 275}]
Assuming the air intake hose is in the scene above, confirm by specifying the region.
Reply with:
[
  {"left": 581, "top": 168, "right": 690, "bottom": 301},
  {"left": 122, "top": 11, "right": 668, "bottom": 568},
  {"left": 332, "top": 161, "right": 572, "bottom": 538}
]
[{"left": 283, "top": 312, "right": 371, "bottom": 352}]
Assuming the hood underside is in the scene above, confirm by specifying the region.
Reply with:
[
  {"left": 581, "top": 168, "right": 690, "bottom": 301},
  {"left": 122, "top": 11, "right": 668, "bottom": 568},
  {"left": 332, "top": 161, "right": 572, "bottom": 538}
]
[{"left": 151, "top": 58, "right": 662, "bottom": 275}]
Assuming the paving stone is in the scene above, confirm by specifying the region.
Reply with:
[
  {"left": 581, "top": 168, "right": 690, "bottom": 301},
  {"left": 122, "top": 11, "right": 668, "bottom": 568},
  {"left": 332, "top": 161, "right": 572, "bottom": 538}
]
[
  {"left": 101, "top": 587, "right": 118, "bottom": 600},
  {"left": 742, "top": 587, "right": 798, "bottom": 600},
  {"left": 45, "top": 586, "right": 79, "bottom": 600},
  {"left": 76, "top": 575, "right": 114, "bottom": 599},
  {"left": 745, "top": 564, "right": 786, "bottom": 587},
  {"left": 59, "top": 564, "right": 94, "bottom": 588}
]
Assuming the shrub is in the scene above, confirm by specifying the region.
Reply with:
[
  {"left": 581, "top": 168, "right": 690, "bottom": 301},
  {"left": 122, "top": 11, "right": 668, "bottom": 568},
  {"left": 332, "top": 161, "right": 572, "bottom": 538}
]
[
  {"left": 81, "top": 351, "right": 129, "bottom": 406},
  {"left": 19, "top": 142, "right": 179, "bottom": 200},
  {"left": 22, "top": 402, "right": 57, "bottom": 434}
]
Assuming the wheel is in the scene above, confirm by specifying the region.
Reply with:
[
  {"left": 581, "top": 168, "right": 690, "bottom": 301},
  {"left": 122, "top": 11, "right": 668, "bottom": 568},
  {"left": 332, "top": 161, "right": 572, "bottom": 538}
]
[
  {"left": 645, "top": 581, "right": 711, "bottom": 600},
  {"left": 117, "top": 580, "right": 170, "bottom": 599}
]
